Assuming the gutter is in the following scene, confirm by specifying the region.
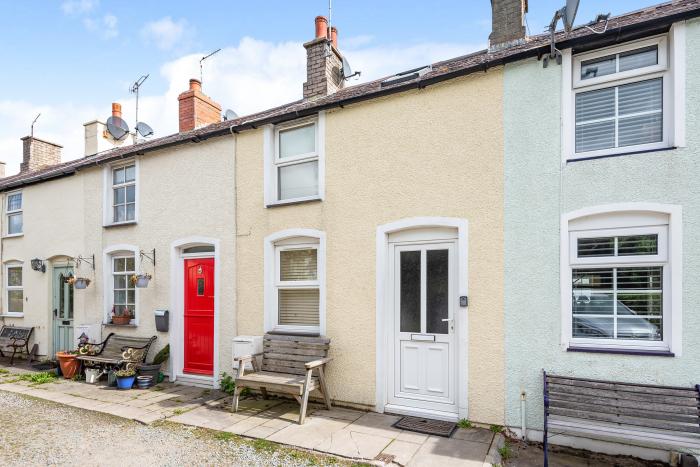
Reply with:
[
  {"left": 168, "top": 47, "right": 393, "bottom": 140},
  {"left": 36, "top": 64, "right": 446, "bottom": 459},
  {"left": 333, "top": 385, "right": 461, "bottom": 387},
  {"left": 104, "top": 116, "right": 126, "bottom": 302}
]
[{"left": 2, "top": 6, "right": 699, "bottom": 192}]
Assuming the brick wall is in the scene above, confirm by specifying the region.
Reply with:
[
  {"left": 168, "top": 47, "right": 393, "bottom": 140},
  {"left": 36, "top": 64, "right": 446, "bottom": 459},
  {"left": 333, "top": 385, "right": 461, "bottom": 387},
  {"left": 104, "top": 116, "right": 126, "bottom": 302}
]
[
  {"left": 489, "top": 0, "right": 528, "bottom": 51},
  {"left": 178, "top": 79, "right": 222, "bottom": 132},
  {"left": 20, "top": 136, "right": 62, "bottom": 172},
  {"left": 303, "top": 37, "right": 344, "bottom": 100}
]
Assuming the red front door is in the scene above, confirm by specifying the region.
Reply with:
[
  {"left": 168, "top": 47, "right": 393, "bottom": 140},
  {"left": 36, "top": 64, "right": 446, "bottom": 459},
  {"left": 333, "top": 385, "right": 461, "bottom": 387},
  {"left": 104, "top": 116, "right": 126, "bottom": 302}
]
[{"left": 183, "top": 258, "right": 215, "bottom": 375}]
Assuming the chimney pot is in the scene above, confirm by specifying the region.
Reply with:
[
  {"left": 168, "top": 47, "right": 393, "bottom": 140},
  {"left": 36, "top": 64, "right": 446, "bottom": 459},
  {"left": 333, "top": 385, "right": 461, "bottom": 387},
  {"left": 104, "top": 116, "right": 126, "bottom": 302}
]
[
  {"left": 189, "top": 78, "right": 202, "bottom": 92},
  {"left": 330, "top": 26, "right": 338, "bottom": 49},
  {"left": 315, "top": 16, "right": 328, "bottom": 39},
  {"left": 111, "top": 102, "right": 122, "bottom": 118}
]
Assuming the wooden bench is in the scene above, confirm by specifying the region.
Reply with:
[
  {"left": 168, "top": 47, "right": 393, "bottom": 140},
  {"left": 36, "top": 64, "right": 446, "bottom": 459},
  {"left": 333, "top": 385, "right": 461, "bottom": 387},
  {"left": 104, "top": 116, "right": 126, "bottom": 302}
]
[
  {"left": 0, "top": 325, "right": 38, "bottom": 365},
  {"left": 543, "top": 371, "right": 700, "bottom": 466},
  {"left": 76, "top": 333, "right": 156, "bottom": 372},
  {"left": 233, "top": 334, "right": 332, "bottom": 424}
]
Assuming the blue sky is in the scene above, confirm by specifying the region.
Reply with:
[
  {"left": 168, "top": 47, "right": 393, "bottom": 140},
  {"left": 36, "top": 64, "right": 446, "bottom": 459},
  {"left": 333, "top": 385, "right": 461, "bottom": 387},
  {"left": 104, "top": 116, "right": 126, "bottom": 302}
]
[{"left": 0, "top": 0, "right": 661, "bottom": 173}]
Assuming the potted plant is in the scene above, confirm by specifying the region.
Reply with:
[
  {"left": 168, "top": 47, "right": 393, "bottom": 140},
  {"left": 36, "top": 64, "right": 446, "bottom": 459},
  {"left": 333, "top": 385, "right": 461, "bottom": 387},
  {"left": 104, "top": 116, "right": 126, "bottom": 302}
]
[
  {"left": 115, "top": 368, "right": 136, "bottom": 389},
  {"left": 55, "top": 350, "right": 80, "bottom": 379},
  {"left": 66, "top": 276, "right": 91, "bottom": 289},
  {"left": 111, "top": 305, "right": 133, "bottom": 325},
  {"left": 131, "top": 273, "right": 152, "bottom": 288}
]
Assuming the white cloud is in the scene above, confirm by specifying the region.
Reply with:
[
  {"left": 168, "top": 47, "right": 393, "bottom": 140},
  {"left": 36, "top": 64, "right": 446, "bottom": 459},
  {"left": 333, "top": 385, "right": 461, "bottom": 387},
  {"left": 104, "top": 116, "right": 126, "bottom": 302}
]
[
  {"left": 0, "top": 37, "right": 482, "bottom": 176},
  {"left": 141, "top": 17, "right": 193, "bottom": 51},
  {"left": 61, "top": 0, "right": 98, "bottom": 15},
  {"left": 83, "top": 14, "right": 118, "bottom": 39}
]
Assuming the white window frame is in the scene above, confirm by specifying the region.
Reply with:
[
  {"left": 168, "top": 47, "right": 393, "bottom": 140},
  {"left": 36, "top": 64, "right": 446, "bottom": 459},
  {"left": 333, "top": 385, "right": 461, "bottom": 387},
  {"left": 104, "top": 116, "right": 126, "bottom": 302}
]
[
  {"left": 264, "top": 112, "right": 325, "bottom": 207},
  {"left": 3, "top": 262, "right": 23, "bottom": 317},
  {"left": 103, "top": 160, "right": 139, "bottom": 226},
  {"left": 103, "top": 244, "right": 140, "bottom": 325},
  {"left": 264, "top": 229, "right": 326, "bottom": 335},
  {"left": 562, "top": 25, "right": 686, "bottom": 161},
  {"left": 560, "top": 204, "right": 682, "bottom": 355},
  {"left": 5, "top": 191, "right": 23, "bottom": 237}
]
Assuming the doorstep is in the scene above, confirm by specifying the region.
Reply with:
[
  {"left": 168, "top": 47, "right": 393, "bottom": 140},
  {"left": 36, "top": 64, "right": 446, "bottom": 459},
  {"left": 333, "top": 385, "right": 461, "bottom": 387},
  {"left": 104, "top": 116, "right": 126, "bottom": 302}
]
[{"left": 0, "top": 363, "right": 500, "bottom": 465}]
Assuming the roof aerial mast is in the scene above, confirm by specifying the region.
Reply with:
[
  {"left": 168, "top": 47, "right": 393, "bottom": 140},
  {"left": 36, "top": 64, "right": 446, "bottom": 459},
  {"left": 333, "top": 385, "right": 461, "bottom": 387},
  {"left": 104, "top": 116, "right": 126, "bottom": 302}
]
[
  {"left": 200, "top": 48, "right": 222, "bottom": 88},
  {"left": 543, "top": 0, "right": 580, "bottom": 68}
]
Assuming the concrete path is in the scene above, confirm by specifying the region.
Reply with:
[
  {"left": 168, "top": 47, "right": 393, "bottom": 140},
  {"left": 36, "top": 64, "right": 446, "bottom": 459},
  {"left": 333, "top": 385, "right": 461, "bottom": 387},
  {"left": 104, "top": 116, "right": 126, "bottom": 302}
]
[{"left": 0, "top": 365, "right": 501, "bottom": 465}]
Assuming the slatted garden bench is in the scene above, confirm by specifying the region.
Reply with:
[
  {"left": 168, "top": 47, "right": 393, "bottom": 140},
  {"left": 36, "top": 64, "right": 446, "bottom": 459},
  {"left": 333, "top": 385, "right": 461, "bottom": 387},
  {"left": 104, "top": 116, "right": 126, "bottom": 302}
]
[
  {"left": 543, "top": 371, "right": 700, "bottom": 466},
  {"left": 0, "top": 325, "right": 38, "bottom": 365},
  {"left": 76, "top": 333, "right": 156, "bottom": 372},
  {"left": 233, "top": 334, "right": 332, "bottom": 424}
]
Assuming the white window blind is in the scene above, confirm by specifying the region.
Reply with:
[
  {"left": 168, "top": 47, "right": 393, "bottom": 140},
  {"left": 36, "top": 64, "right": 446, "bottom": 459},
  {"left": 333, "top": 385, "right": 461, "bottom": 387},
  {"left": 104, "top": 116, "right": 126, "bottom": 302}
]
[
  {"left": 276, "top": 247, "right": 320, "bottom": 328},
  {"left": 573, "top": 40, "right": 668, "bottom": 157},
  {"left": 279, "top": 289, "right": 320, "bottom": 326}
]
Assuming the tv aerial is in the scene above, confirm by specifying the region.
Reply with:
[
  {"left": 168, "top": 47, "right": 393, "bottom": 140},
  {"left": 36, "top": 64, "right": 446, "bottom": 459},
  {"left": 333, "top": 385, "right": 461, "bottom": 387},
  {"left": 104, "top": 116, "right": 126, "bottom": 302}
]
[
  {"left": 223, "top": 109, "right": 238, "bottom": 121},
  {"left": 129, "top": 74, "right": 154, "bottom": 138},
  {"left": 200, "top": 48, "right": 221, "bottom": 87},
  {"left": 543, "top": 0, "right": 580, "bottom": 68}
]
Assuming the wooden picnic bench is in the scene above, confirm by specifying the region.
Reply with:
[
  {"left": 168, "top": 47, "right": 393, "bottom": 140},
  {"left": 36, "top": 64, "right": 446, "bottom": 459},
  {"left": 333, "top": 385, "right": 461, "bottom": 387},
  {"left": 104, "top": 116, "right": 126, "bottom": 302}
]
[
  {"left": 543, "top": 371, "right": 700, "bottom": 466},
  {"left": 76, "top": 333, "right": 156, "bottom": 372},
  {"left": 0, "top": 325, "right": 38, "bottom": 365},
  {"left": 233, "top": 334, "right": 332, "bottom": 424}
]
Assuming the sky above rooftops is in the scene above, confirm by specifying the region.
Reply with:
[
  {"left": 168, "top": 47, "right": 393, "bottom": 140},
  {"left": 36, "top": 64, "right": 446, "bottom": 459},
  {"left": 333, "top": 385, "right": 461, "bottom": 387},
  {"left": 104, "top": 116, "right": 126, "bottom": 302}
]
[{"left": 0, "top": 0, "right": 660, "bottom": 174}]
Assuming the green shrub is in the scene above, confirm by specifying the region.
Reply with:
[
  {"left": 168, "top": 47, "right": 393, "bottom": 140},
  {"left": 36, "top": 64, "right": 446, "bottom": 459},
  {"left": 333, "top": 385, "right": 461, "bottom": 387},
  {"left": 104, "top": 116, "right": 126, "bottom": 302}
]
[
  {"left": 152, "top": 344, "right": 170, "bottom": 365},
  {"left": 457, "top": 419, "right": 473, "bottom": 429},
  {"left": 489, "top": 424, "right": 504, "bottom": 433},
  {"left": 498, "top": 441, "right": 513, "bottom": 460},
  {"left": 19, "top": 371, "right": 57, "bottom": 385},
  {"left": 219, "top": 372, "right": 236, "bottom": 395}
]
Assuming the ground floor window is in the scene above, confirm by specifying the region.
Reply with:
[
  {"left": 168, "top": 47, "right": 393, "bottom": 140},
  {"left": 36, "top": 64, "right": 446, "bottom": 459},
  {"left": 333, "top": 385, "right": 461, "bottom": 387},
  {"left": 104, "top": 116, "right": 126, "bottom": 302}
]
[{"left": 5, "top": 263, "right": 23, "bottom": 315}]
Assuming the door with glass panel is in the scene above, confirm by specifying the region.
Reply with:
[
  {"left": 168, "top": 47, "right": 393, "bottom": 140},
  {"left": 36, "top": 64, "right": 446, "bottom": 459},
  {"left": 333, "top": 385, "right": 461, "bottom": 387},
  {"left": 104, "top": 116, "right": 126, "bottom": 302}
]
[
  {"left": 389, "top": 242, "right": 457, "bottom": 415},
  {"left": 52, "top": 267, "right": 74, "bottom": 355}
]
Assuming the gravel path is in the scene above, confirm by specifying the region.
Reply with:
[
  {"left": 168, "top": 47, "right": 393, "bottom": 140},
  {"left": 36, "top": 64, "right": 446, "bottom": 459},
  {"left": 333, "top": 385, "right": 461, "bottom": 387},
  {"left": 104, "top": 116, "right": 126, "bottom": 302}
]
[{"left": 0, "top": 390, "right": 358, "bottom": 467}]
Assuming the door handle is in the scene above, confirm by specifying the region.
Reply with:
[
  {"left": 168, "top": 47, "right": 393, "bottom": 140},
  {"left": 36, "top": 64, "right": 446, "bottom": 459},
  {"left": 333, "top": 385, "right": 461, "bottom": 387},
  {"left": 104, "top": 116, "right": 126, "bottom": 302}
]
[
  {"left": 442, "top": 318, "right": 454, "bottom": 332},
  {"left": 53, "top": 309, "right": 58, "bottom": 317}
]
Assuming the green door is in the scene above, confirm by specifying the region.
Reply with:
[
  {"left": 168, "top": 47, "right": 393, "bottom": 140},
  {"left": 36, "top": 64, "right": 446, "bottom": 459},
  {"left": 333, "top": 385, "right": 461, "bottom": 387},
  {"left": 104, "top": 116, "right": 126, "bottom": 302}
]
[{"left": 52, "top": 267, "right": 74, "bottom": 355}]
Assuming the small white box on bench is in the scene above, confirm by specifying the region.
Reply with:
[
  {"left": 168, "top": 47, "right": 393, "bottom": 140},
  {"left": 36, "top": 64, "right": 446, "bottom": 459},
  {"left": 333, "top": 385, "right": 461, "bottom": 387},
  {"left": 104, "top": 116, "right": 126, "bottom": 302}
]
[{"left": 232, "top": 335, "right": 263, "bottom": 371}]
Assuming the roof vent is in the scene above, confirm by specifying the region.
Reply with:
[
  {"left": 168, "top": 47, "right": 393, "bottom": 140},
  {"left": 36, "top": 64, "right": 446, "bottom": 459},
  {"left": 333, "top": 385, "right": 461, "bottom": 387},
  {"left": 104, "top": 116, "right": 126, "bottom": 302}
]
[{"left": 380, "top": 65, "right": 432, "bottom": 88}]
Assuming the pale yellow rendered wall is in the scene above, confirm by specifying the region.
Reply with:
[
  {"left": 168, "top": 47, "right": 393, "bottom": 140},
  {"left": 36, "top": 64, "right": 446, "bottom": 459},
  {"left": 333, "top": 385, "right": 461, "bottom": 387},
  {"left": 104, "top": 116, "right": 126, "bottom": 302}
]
[
  {"left": 0, "top": 176, "right": 85, "bottom": 355},
  {"left": 1, "top": 137, "right": 237, "bottom": 372},
  {"left": 235, "top": 70, "right": 505, "bottom": 424}
]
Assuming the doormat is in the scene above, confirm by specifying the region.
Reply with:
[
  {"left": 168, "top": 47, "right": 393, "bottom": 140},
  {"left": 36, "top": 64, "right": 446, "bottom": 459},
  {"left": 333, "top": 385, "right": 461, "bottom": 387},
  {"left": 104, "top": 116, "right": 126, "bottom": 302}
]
[{"left": 393, "top": 416, "right": 457, "bottom": 437}]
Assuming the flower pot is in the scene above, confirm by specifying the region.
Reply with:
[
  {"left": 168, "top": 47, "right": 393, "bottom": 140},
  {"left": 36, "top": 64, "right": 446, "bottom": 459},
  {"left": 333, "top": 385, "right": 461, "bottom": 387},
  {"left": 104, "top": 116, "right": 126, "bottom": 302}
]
[
  {"left": 55, "top": 352, "right": 80, "bottom": 380},
  {"left": 116, "top": 375, "right": 136, "bottom": 390},
  {"left": 111, "top": 316, "right": 132, "bottom": 325},
  {"left": 73, "top": 278, "right": 90, "bottom": 289},
  {"left": 137, "top": 363, "right": 161, "bottom": 379},
  {"left": 134, "top": 276, "right": 151, "bottom": 288},
  {"left": 136, "top": 376, "right": 153, "bottom": 389}
]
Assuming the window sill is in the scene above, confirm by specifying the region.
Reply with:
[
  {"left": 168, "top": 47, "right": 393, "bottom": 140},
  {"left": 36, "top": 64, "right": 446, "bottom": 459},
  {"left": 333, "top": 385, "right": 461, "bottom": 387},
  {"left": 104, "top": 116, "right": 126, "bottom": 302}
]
[
  {"left": 103, "top": 221, "right": 138, "bottom": 229},
  {"left": 103, "top": 323, "right": 137, "bottom": 328},
  {"left": 0, "top": 313, "right": 24, "bottom": 318},
  {"left": 266, "top": 197, "right": 322, "bottom": 208},
  {"left": 567, "top": 146, "right": 677, "bottom": 163},
  {"left": 2, "top": 233, "right": 23, "bottom": 239},
  {"left": 267, "top": 330, "right": 321, "bottom": 337},
  {"left": 567, "top": 346, "right": 674, "bottom": 357}
]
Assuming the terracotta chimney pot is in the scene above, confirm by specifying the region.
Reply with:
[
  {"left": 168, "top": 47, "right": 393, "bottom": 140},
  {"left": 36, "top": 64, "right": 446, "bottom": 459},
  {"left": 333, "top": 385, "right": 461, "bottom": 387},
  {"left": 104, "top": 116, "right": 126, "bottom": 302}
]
[
  {"left": 315, "top": 16, "right": 328, "bottom": 39},
  {"left": 111, "top": 102, "right": 122, "bottom": 119},
  {"left": 189, "top": 78, "right": 202, "bottom": 92},
  {"left": 330, "top": 26, "right": 338, "bottom": 48}
]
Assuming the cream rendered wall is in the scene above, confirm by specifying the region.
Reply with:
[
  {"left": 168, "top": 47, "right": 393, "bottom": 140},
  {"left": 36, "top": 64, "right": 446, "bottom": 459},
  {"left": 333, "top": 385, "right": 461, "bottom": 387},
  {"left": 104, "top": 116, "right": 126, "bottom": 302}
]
[
  {"left": 0, "top": 175, "right": 85, "bottom": 356},
  {"left": 235, "top": 70, "right": 506, "bottom": 423},
  {"left": 77, "top": 137, "right": 236, "bottom": 369}
]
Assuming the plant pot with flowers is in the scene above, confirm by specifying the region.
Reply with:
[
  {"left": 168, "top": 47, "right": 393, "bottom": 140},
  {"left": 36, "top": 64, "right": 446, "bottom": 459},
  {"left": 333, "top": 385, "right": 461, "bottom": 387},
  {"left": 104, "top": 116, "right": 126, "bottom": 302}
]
[
  {"left": 55, "top": 350, "right": 80, "bottom": 379},
  {"left": 111, "top": 306, "right": 134, "bottom": 326},
  {"left": 131, "top": 273, "right": 152, "bottom": 289},
  {"left": 115, "top": 368, "right": 136, "bottom": 390},
  {"left": 66, "top": 275, "right": 91, "bottom": 289}
]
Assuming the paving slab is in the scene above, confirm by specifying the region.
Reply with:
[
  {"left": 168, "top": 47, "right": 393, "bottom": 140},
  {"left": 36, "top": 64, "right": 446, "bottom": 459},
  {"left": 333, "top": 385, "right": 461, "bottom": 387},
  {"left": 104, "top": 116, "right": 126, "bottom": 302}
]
[
  {"left": 408, "top": 436, "right": 490, "bottom": 467},
  {"left": 311, "top": 407, "right": 366, "bottom": 422},
  {"left": 346, "top": 412, "right": 402, "bottom": 438},
  {"left": 380, "top": 439, "right": 424, "bottom": 466},
  {"left": 315, "top": 428, "right": 394, "bottom": 460},
  {"left": 452, "top": 427, "right": 494, "bottom": 444},
  {"left": 396, "top": 430, "right": 429, "bottom": 444},
  {"left": 267, "top": 415, "right": 351, "bottom": 449}
]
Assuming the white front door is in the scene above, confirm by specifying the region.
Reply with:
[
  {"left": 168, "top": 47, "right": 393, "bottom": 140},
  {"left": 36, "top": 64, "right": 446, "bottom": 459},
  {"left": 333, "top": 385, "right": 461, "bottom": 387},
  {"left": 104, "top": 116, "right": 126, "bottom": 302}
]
[{"left": 388, "top": 240, "right": 458, "bottom": 417}]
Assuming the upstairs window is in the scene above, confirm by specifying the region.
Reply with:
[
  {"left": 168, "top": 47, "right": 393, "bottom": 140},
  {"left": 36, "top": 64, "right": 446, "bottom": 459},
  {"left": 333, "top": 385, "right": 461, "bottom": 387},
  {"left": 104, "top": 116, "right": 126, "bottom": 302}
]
[
  {"left": 6, "top": 192, "right": 22, "bottom": 235},
  {"left": 112, "top": 164, "right": 136, "bottom": 223},
  {"left": 265, "top": 114, "right": 324, "bottom": 206},
  {"left": 570, "top": 36, "right": 671, "bottom": 159}
]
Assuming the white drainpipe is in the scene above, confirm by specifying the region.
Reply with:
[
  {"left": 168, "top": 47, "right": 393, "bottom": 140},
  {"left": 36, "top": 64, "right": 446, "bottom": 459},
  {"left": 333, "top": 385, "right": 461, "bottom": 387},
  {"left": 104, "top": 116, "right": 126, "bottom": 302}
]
[{"left": 520, "top": 391, "right": 527, "bottom": 440}]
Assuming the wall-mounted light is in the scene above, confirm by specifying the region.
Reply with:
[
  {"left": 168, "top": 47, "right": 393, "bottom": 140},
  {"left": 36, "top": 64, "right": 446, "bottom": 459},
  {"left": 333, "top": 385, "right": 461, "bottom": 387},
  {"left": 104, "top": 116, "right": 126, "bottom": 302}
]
[{"left": 30, "top": 258, "right": 46, "bottom": 273}]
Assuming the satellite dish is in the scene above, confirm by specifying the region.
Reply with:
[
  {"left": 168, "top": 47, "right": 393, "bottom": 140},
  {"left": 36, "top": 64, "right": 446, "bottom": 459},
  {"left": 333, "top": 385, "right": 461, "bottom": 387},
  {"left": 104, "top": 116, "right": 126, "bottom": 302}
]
[
  {"left": 106, "top": 116, "right": 129, "bottom": 140},
  {"left": 341, "top": 56, "right": 361, "bottom": 80},
  {"left": 563, "top": 0, "right": 580, "bottom": 32},
  {"left": 223, "top": 109, "right": 238, "bottom": 121},
  {"left": 135, "top": 122, "right": 154, "bottom": 137}
]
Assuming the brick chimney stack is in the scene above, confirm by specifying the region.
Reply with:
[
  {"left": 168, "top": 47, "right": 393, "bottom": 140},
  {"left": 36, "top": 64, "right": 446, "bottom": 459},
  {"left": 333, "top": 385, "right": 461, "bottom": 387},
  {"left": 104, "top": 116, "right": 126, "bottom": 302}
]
[
  {"left": 178, "top": 78, "right": 222, "bottom": 132},
  {"left": 489, "top": 0, "right": 528, "bottom": 51},
  {"left": 20, "top": 136, "right": 62, "bottom": 172},
  {"left": 303, "top": 16, "right": 344, "bottom": 100}
]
